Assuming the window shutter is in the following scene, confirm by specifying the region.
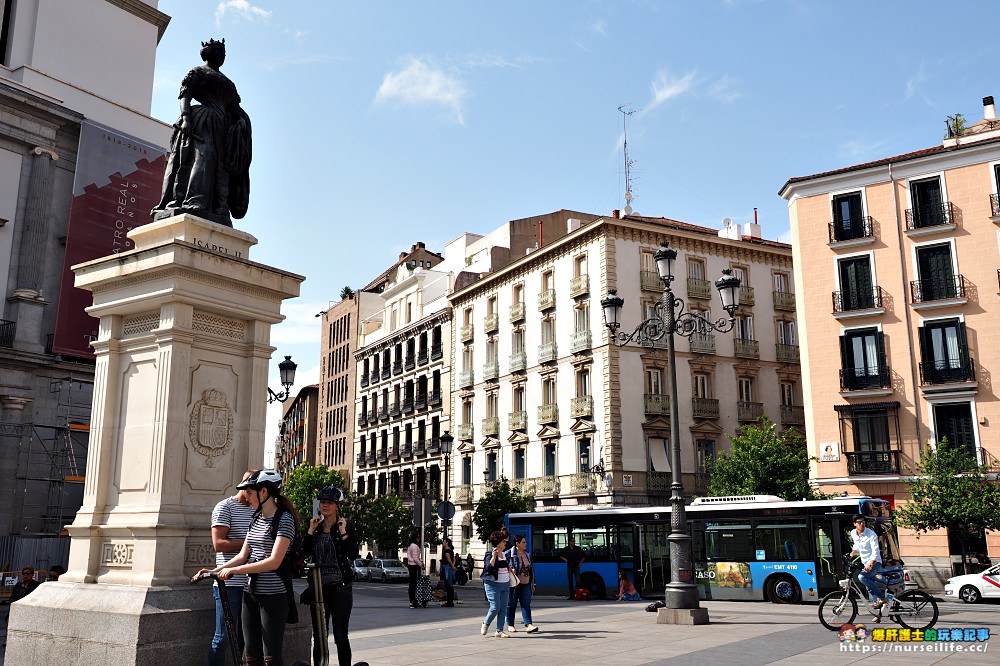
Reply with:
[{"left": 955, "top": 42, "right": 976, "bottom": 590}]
[
  {"left": 957, "top": 322, "right": 969, "bottom": 364},
  {"left": 918, "top": 325, "right": 933, "bottom": 366},
  {"left": 875, "top": 332, "right": 887, "bottom": 375}
]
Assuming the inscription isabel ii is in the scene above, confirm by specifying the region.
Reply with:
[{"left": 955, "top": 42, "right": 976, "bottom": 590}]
[{"left": 189, "top": 389, "right": 234, "bottom": 466}]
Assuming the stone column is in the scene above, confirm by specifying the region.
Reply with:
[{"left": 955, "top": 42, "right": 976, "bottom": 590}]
[
  {"left": 7, "top": 147, "right": 58, "bottom": 353},
  {"left": 0, "top": 397, "right": 33, "bottom": 535},
  {"left": 5, "top": 214, "right": 309, "bottom": 664}
]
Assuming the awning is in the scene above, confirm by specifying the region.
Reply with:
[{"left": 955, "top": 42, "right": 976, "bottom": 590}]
[
  {"left": 834, "top": 401, "right": 900, "bottom": 413},
  {"left": 649, "top": 436, "right": 671, "bottom": 472}
]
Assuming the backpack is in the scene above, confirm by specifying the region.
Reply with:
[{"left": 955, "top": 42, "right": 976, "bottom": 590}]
[{"left": 574, "top": 588, "right": 591, "bottom": 601}]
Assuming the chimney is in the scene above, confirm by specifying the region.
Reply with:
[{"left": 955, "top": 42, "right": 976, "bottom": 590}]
[
  {"left": 744, "top": 207, "right": 762, "bottom": 239},
  {"left": 399, "top": 251, "right": 407, "bottom": 261},
  {"left": 985, "top": 96, "right": 996, "bottom": 120},
  {"left": 612, "top": 209, "right": 620, "bottom": 219}
]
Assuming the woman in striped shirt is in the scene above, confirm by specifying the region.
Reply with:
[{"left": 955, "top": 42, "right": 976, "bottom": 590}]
[{"left": 200, "top": 469, "right": 298, "bottom": 665}]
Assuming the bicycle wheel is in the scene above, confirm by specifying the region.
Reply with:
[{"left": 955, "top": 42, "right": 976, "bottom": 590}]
[
  {"left": 818, "top": 590, "right": 857, "bottom": 631},
  {"left": 889, "top": 590, "right": 938, "bottom": 630}
]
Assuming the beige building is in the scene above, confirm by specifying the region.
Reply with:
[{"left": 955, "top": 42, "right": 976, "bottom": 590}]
[
  {"left": 276, "top": 385, "right": 319, "bottom": 477},
  {"left": 780, "top": 96, "right": 1000, "bottom": 583},
  {"left": 447, "top": 211, "right": 797, "bottom": 558}
]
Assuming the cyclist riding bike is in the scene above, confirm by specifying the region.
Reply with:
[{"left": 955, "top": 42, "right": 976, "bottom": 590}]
[{"left": 849, "top": 514, "right": 887, "bottom": 619}]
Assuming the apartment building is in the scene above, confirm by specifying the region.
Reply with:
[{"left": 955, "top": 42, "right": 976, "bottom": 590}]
[
  {"left": 780, "top": 96, "right": 1000, "bottom": 581},
  {"left": 275, "top": 385, "right": 319, "bottom": 476},
  {"left": 448, "top": 211, "right": 796, "bottom": 558}
]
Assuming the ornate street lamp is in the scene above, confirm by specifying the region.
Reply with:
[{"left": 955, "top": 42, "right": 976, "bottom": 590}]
[
  {"left": 267, "top": 355, "right": 297, "bottom": 403},
  {"left": 601, "top": 242, "right": 740, "bottom": 622}
]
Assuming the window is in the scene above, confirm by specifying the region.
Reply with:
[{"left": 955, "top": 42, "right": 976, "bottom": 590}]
[
  {"left": 462, "top": 346, "right": 473, "bottom": 372},
  {"left": 703, "top": 520, "right": 754, "bottom": 561},
  {"left": 640, "top": 251, "right": 656, "bottom": 273},
  {"left": 462, "top": 456, "right": 472, "bottom": 484},
  {"left": 738, "top": 377, "right": 755, "bottom": 403},
  {"left": 780, "top": 381, "right": 795, "bottom": 406},
  {"left": 486, "top": 393, "right": 498, "bottom": 419},
  {"left": 486, "top": 338, "right": 497, "bottom": 364},
  {"left": 915, "top": 243, "right": 959, "bottom": 301},
  {"left": 693, "top": 373, "right": 711, "bottom": 399},
  {"left": 574, "top": 254, "right": 587, "bottom": 277},
  {"left": 832, "top": 191, "right": 866, "bottom": 240},
  {"left": 576, "top": 368, "right": 591, "bottom": 397},
  {"left": 514, "top": 449, "right": 526, "bottom": 479},
  {"left": 837, "top": 256, "right": 875, "bottom": 310},
  {"left": 542, "top": 270, "right": 554, "bottom": 291},
  {"left": 646, "top": 368, "right": 663, "bottom": 395},
  {"left": 513, "top": 384, "right": 525, "bottom": 411},
  {"left": 486, "top": 452, "right": 498, "bottom": 482},
  {"left": 735, "top": 315, "right": 754, "bottom": 341},
  {"left": 839, "top": 327, "right": 887, "bottom": 390},
  {"left": 487, "top": 295, "right": 497, "bottom": 316},
  {"left": 755, "top": 522, "right": 810, "bottom": 562},
  {"left": 512, "top": 329, "right": 524, "bottom": 354},
  {"left": 463, "top": 307, "right": 472, "bottom": 326},
  {"left": 919, "top": 319, "right": 971, "bottom": 383},
  {"left": 688, "top": 258, "right": 705, "bottom": 280},
  {"left": 541, "top": 317, "right": 555, "bottom": 343},
  {"left": 933, "top": 402, "right": 976, "bottom": 460},
  {"left": 406, "top": 302, "right": 412, "bottom": 324},
  {"left": 696, "top": 439, "right": 715, "bottom": 472},
  {"left": 909, "top": 176, "right": 947, "bottom": 227},
  {"left": 731, "top": 265, "right": 748, "bottom": 288},
  {"left": 578, "top": 438, "right": 591, "bottom": 473},
  {"left": 390, "top": 307, "right": 397, "bottom": 331},
  {"left": 773, "top": 272, "right": 790, "bottom": 294},
  {"left": 462, "top": 398, "right": 473, "bottom": 423},
  {"left": 513, "top": 283, "right": 524, "bottom": 304},
  {"left": 575, "top": 302, "right": 590, "bottom": 332},
  {"left": 544, "top": 443, "right": 556, "bottom": 476},
  {"left": 542, "top": 376, "right": 557, "bottom": 404},
  {"left": 776, "top": 320, "right": 796, "bottom": 345}
]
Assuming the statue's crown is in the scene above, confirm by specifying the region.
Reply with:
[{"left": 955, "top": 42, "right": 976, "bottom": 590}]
[{"left": 201, "top": 38, "right": 225, "bottom": 48}]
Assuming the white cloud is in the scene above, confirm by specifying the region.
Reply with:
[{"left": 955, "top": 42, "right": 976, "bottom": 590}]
[
  {"left": 644, "top": 69, "right": 696, "bottom": 114},
  {"left": 375, "top": 57, "right": 467, "bottom": 124},
  {"left": 590, "top": 20, "right": 607, "bottom": 36},
  {"left": 215, "top": 0, "right": 271, "bottom": 26},
  {"left": 284, "top": 28, "right": 307, "bottom": 40},
  {"left": 272, "top": 301, "right": 324, "bottom": 346},
  {"left": 708, "top": 76, "right": 740, "bottom": 104}
]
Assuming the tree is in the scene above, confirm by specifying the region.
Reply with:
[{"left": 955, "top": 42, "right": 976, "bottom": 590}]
[
  {"left": 895, "top": 440, "right": 1000, "bottom": 574},
  {"left": 707, "top": 418, "right": 824, "bottom": 501},
  {"left": 472, "top": 479, "right": 533, "bottom": 544},
  {"left": 339, "top": 285, "right": 354, "bottom": 300},
  {"left": 283, "top": 463, "right": 347, "bottom": 530}
]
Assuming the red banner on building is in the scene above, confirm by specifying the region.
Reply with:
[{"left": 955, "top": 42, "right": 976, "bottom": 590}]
[{"left": 51, "top": 120, "right": 166, "bottom": 359}]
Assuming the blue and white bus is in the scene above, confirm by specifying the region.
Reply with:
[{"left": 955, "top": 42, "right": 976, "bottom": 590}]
[{"left": 506, "top": 495, "right": 906, "bottom": 603}]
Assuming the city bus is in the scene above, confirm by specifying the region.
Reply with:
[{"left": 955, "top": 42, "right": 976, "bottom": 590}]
[{"left": 505, "top": 495, "right": 905, "bottom": 604}]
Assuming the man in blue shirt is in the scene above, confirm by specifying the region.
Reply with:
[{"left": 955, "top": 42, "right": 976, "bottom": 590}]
[{"left": 849, "top": 515, "right": 886, "bottom": 610}]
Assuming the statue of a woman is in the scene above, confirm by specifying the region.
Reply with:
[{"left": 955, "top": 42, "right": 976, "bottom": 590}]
[{"left": 152, "top": 38, "right": 251, "bottom": 227}]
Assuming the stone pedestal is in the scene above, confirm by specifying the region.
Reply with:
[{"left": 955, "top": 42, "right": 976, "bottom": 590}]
[
  {"left": 656, "top": 607, "right": 711, "bottom": 625},
  {"left": 6, "top": 214, "right": 308, "bottom": 664}
]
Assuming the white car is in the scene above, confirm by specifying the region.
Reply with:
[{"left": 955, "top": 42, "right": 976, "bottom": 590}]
[{"left": 944, "top": 564, "right": 1000, "bottom": 603}]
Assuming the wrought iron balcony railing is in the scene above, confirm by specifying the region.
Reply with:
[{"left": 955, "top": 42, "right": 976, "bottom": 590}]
[
  {"left": 734, "top": 338, "right": 759, "bottom": 359},
  {"left": 569, "top": 473, "right": 597, "bottom": 493},
  {"left": 357, "top": 413, "right": 368, "bottom": 427},
  {"left": 393, "top": 360, "right": 403, "bottom": 375},
  {"left": 640, "top": 270, "right": 662, "bottom": 292},
  {"left": 389, "top": 401, "right": 401, "bottom": 417},
  {"left": 457, "top": 424, "right": 474, "bottom": 440},
  {"left": 832, "top": 287, "right": 885, "bottom": 313},
  {"left": 737, "top": 401, "right": 764, "bottom": 422},
  {"left": 482, "top": 417, "right": 499, "bottom": 436},
  {"left": 538, "top": 341, "right": 558, "bottom": 363},
  {"left": 402, "top": 398, "right": 414, "bottom": 414},
  {"left": 846, "top": 450, "right": 900, "bottom": 475},
  {"left": 414, "top": 440, "right": 427, "bottom": 456},
  {"left": 919, "top": 357, "right": 975, "bottom": 385},
  {"left": 484, "top": 313, "right": 499, "bottom": 333},
  {"left": 454, "top": 484, "right": 473, "bottom": 504},
  {"left": 570, "top": 330, "right": 592, "bottom": 353},
  {"left": 402, "top": 443, "right": 413, "bottom": 459},
  {"left": 537, "top": 403, "right": 558, "bottom": 424},
  {"left": 905, "top": 201, "right": 954, "bottom": 230},
  {"left": 538, "top": 289, "right": 556, "bottom": 311},
  {"left": 483, "top": 360, "right": 499, "bottom": 381},
  {"left": 509, "top": 302, "right": 525, "bottom": 322},
  {"left": 773, "top": 291, "right": 796, "bottom": 311},
  {"left": 910, "top": 275, "right": 966, "bottom": 303},
  {"left": 689, "top": 333, "right": 715, "bottom": 354},
  {"left": 738, "top": 286, "right": 755, "bottom": 306},
  {"left": 775, "top": 343, "right": 800, "bottom": 363},
  {"left": 692, "top": 397, "right": 719, "bottom": 419},
  {"left": 415, "top": 393, "right": 427, "bottom": 409},
  {"left": 430, "top": 343, "right": 443, "bottom": 360},
  {"left": 0, "top": 319, "right": 14, "bottom": 348},
  {"left": 459, "top": 324, "right": 474, "bottom": 343},
  {"left": 508, "top": 410, "right": 527, "bottom": 431},
  {"left": 417, "top": 348, "right": 428, "bottom": 365},
  {"left": 458, "top": 370, "right": 475, "bottom": 388},
  {"left": 991, "top": 193, "right": 1000, "bottom": 218},
  {"left": 509, "top": 351, "right": 527, "bottom": 373},
  {"left": 839, "top": 366, "right": 892, "bottom": 391},
  {"left": 356, "top": 453, "right": 366, "bottom": 468},
  {"left": 404, "top": 354, "right": 415, "bottom": 371},
  {"left": 380, "top": 365, "right": 391, "bottom": 380},
  {"left": 648, "top": 471, "right": 672, "bottom": 493},
  {"left": 780, "top": 404, "right": 805, "bottom": 425},
  {"left": 570, "top": 274, "right": 590, "bottom": 298},
  {"left": 570, "top": 395, "right": 593, "bottom": 418},
  {"left": 644, "top": 393, "right": 670, "bottom": 415},
  {"left": 828, "top": 216, "right": 875, "bottom": 243},
  {"left": 428, "top": 390, "right": 442, "bottom": 407},
  {"left": 359, "top": 372, "right": 369, "bottom": 388},
  {"left": 687, "top": 277, "right": 712, "bottom": 299}
]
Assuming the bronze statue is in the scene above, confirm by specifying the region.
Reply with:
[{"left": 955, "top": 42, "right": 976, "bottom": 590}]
[{"left": 152, "top": 38, "right": 251, "bottom": 227}]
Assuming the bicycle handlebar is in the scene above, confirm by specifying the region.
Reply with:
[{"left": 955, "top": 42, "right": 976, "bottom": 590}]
[{"left": 190, "top": 571, "right": 220, "bottom": 584}]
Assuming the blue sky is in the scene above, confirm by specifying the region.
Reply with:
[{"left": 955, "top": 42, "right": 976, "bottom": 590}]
[{"left": 152, "top": 0, "right": 1000, "bottom": 462}]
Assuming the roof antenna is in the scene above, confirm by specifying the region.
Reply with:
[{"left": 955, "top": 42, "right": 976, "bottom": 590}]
[{"left": 619, "top": 105, "right": 638, "bottom": 216}]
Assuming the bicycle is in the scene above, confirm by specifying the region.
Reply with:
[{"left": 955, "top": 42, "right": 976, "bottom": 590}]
[{"left": 818, "top": 556, "right": 938, "bottom": 631}]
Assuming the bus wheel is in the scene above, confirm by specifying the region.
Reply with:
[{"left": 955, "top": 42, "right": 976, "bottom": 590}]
[
  {"left": 767, "top": 575, "right": 800, "bottom": 604},
  {"left": 580, "top": 572, "right": 606, "bottom": 600}
]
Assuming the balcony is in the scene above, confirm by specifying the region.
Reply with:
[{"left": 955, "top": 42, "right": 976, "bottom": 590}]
[
  {"left": 415, "top": 393, "right": 427, "bottom": 410},
  {"left": 389, "top": 401, "right": 401, "bottom": 417},
  {"left": 417, "top": 348, "right": 428, "bottom": 365},
  {"left": 508, "top": 410, "right": 527, "bottom": 431},
  {"left": 457, "top": 423, "right": 474, "bottom": 441},
  {"left": 569, "top": 275, "right": 590, "bottom": 298},
  {"left": 389, "top": 447, "right": 400, "bottom": 462},
  {"left": 356, "top": 453, "right": 366, "bottom": 468},
  {"left": 780, "top": 404, "right": 805, "bottom": 425},
  {"left": 644, "top": 393, "right": 670, "bottom": 416},
  {"left": 734, "top": 338, "right": 759, "bottom": 359},
  {"left": 483, "top": 360, "right": 499, "bottom": 381},
  {"left": 846, "top": 450, "right": 901, "bottom": 475},
  {"left": 509, "top": 302, "right": 525, "bottom": 322},
  {"left": 428, "top": 438, "right": 440, "bottom": 455},
  {"left": 402, "top": 398, "right": 414, "bottom": 414},
  {"left": 380, "top": 365, "right": 391, "bottom": 380},
  {"left": 775, "top": 343, "right": 800, "bottom": 363},
  {"left": 570, "top": 395, "right": 593, "bottom": 418},
  {"left": 482, "top": 417, "right": 500, "bottom": 436},
  {"left": 454, "top": 484, "right": 473, "bottom": 504},
  {"left": 458, "top": 369, "right": 475, "bottom": 389},
  {"left": 484, "top": 313, "right": 499, "bottom": 333},
  {"left": 428, "top": 390, "right": 442, "bottom": 407},
  {"left": 402, "top": 443, "right": 413, "bottom": 459},
  {"left": 569, "top": 473, "right": 597, "bottom": 493},
  {"left": 828, "top": 216, "right": 875, "bottom": 244},
  {"left": 377, "top": 406, "right": 389, "bottom": 421},
  {"left": 910, "top": 275, "right": 967, "bottom": 306},
  {"left": 992, "top": 193, "right": 1000, "bottom": 220},
  {"left": 570, "top": 330, "right": 592, "bottom": 353},
  {"left": 511, "top": 478, "right": 535, "bottom": 495},
  {"left": 430, "top": 343, "right": 443, "bottom": 360},
  {"left": 832, "top": 287, "right": 886, "bottom": 316},
  {"left": 737, "top": 401, "right": 765, "bottom": 422},
  {"left": 535, "top": 475, "right": 560, "bottom": 497},
  {"left": 357, "top": 412, "right": 368, "bottom": 427},
  {"left": 459, "top": 324, "right": 474, "bottom": 343},
  {"left": 689, "top": 333, "right": 715, "bottom": 354},
  {"left": 905, "top": 202, "right": 955, "bottom": 232},
  {"left": 773, "top": 291, "right": 796, "bottom": 311},
  {"left": 509, "top": 351, "right": 527, "bottom": 373},
  {"left": 414, "top": 440, "right": 426, "bottom": 456},
  {"left": 538, "top": 403, "right": 559, "bottom": 424},
  {"left": 0, "top": 319, "right": 14, "bottom": 348},
  {"left": 538, "top": 341, "right": 558, "bottom": 363},
  {"left": 919, "top": 358, "right": 976, "bottom": 386},
  {"left": 648, "top": 471, "right": 672, "bottom": 493},
  {"left": 687, "top": 277, "right": 712, "bottom": 300},
  {"left": 368, "top": 408, "right": 378, "bottom": 422},
  {"left": 692, "top": 397, "right": 719, "bottom": 419},
  {"left": 738, "top": 286, "right": 755, "bottom": 306},
  {"left": 640, "top": 270, "right": 662, "bottom": 292},
  {"left": 366, "top": 452, "right": 376, "bottom": 466},
  {"left": 359, "top": 372, "right": 369, "bottom": 389},
  {"left": 839, "top": 366, "right": 892, "bottom": 392},
  {"left": 538, "top": 289, "right": 556, "bottom": 311},
  {"left": 404, "top": 354, "right": 415, "bottom": 371},
  {"left": 377, "top": 448, "right": 388, "bottom": 464}
]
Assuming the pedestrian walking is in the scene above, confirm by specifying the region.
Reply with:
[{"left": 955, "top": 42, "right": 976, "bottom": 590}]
[
  {"left": 405, "top": 531, "right": 424, "bottom": 608},
  {"left": 480, "top": 530, "right": 514, "bottom": 638},
  {"left": 197, "top": 469, "right": 299, "bottom": 666},
  {"left": 560, "top": 537, "right": 586, "bottom": 599},
  {"left": 505, "top": 534, "right": 539, "bottom": 633},
  {"left": 438, "top": 537, "right": 457, "bottom": 607},
  {"left": 207, "top": 468, "right": 256, "bottom": 666},
  {"left": 303, "top": 485, "right": 359, "bottom": 666}
]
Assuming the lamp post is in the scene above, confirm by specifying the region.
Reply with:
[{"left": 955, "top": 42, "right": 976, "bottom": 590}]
[
  {"left": 601, "top": 242, "right": 740, "bottom": 622},
  {"left": 440, "top": 430, "right": 454, "bottom": 540},
  {"left": 267, "top": 355, "right": 297, "bottom": 403}
]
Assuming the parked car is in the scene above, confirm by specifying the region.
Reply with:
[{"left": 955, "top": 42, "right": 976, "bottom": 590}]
[
  {"left": 352, "top": 559, "right": 372, "bottom": 581},
  {"left": 368, "top": 558, "right": 409, "bottom": 583},
  {"left": 944, "top": 564, "right": 1000, "bottom": 603}
]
